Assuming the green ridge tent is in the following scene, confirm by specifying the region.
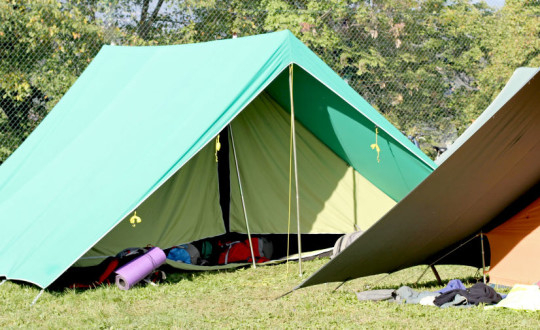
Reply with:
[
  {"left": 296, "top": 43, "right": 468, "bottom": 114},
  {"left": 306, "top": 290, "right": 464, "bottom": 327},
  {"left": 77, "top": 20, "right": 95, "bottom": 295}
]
[
  {"left": 297, "top": 67, "right": 540, "bottom": 289},
  {"left": 0, "top": 30, "right": 434, "bottom": 289}
]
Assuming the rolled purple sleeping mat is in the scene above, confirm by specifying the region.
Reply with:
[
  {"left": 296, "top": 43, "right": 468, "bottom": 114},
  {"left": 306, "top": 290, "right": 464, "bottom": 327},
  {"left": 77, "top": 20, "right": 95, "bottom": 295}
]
[{"left": 115, "top": 247, "right": 166, "bottom": 290}]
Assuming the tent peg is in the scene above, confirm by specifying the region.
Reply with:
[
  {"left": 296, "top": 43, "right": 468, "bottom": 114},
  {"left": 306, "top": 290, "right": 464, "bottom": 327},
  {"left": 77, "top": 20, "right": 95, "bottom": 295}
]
[{"left": 30, "top": 289, "right": 44, "bottom": 306}]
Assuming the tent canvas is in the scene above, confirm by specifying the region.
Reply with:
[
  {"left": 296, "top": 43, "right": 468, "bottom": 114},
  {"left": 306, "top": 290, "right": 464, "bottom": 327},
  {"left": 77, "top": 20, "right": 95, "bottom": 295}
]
[
  {"left": 486, "top": 194, "right": 540, "bottom": 286},
  {"left": 0, "top": 30, "right": 434, "bottom": 289},
  {"left": 297, "top": 67, "right": 540, "bottom": 289}
]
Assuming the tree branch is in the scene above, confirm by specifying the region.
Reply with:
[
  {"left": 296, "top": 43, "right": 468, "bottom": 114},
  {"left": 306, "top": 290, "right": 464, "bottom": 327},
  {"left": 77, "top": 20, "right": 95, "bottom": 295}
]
[
  {"left": 148, "top": 0, "right": 165, "bottom": 27},
  {"left": 138, "top": 0, "right": 165, "bottom": 40},
  {"left": 140, "top": 0, "right": 150, "bottom": 26}
]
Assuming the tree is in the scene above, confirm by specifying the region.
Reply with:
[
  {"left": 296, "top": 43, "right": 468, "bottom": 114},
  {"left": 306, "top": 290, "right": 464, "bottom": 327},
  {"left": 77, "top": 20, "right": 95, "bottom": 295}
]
[
  {"left": 262, "top": 0, "right": 496, "bottom": 157},
  {"left": 0, "top": 0, "right": 103, "bottom": 162},
  {"left": 2, "top": 0, "right": 535, "bottom": 161},
  {"left": 468, "top": 0, "right": 540, "bottom": 123}
]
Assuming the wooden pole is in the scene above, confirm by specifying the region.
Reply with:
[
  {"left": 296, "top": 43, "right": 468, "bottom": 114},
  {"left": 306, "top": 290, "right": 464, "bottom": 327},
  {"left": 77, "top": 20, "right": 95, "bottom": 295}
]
[
  {"left": 289, "top": 64, "right": 302, "bottom": 276},
  {"left": 481, "top": 231, "right": 486, "bottom": 283}
]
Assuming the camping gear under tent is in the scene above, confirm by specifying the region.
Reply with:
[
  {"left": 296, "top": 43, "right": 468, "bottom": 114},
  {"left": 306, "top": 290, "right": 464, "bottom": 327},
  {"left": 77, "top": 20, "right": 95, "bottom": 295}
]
[
  {"left": 0, "top": 30, "right": 434, "bottom": 289},
  {"left": 297, "top": 67, "right": 540, "bottom": 290}
]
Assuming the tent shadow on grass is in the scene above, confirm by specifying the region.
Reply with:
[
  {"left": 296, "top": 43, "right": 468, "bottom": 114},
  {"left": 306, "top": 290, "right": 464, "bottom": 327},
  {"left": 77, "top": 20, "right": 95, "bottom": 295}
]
[{"left": 163, "top": 266, "right": 244, "bottom": 285}]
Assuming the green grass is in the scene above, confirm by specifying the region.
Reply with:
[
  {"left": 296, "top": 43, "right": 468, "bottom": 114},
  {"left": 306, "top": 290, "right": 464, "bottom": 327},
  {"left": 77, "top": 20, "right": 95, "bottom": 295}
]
[{"left": 1, "top": 258, "right": 539, "bottom": 328}]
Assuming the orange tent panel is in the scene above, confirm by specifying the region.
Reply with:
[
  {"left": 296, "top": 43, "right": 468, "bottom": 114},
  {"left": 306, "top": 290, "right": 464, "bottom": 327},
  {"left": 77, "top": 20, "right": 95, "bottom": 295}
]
[{"left": 487, "top": 196, "right": 540, "bottom": 286}]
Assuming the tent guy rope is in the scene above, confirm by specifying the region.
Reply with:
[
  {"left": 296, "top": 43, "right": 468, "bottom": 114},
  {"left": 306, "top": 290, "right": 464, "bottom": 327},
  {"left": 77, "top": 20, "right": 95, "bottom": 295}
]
[{"left": 414, "top": 233, "right": 481, "bottom": 285}]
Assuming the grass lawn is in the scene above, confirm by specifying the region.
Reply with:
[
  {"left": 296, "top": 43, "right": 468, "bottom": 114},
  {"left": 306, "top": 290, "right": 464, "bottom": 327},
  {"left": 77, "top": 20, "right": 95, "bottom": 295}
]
[{"left": 1, "top": 258, "right": 539, "bottom": 328}]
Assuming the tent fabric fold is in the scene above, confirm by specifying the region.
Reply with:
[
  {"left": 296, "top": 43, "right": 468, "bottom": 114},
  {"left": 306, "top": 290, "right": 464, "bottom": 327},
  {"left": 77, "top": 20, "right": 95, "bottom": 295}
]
[
  {"left": 0, "top": 30, "right": 433, "bottom": 288},
  {"left": 297, "top": 68, "right": 540, "bottom": 289}
]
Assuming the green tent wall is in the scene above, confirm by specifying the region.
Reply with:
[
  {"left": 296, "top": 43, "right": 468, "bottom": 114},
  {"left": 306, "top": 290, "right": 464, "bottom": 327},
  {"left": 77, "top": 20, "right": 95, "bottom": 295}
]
[{"left": 0, "top": 30, "right": 435, "bottom": 288}]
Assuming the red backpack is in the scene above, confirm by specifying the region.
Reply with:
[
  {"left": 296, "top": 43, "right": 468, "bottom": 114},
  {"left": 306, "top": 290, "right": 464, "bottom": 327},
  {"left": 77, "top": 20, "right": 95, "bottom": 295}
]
[{"left": 218, "top": 238, "right": 270, "bottom": 264}]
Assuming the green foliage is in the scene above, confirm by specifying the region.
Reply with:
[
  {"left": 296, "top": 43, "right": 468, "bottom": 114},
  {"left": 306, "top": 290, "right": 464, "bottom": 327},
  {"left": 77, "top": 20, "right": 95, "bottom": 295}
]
[
  {"left": 0, "top": 0, "right": 103, "bottom": 162},
  {"left": 1, "top": 0, "right": 539, "bottom": 162},
  {"left": 470, "top": 0, "right": 540, "bottom": 124},
  {"left": 261, "top": 0, "right": 499, "bottom": 157}
]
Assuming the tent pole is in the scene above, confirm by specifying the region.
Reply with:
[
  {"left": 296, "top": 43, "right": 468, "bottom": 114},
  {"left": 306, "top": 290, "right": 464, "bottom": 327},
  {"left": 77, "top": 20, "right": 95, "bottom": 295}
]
[
  {"left": 430, "top": 265, "right": 443, "bottom": 286},
  {"left": 289, "top": 64, "right": 302, "bottom": 276},
  {"left": 229, "top": 125, "right": 257, "bottom": 268},
  {"left": 286, "top": 101, "right": 294, "bottom": 274},
  {"left": 480, "top": 231, "right": 486, "bottom": 283}
]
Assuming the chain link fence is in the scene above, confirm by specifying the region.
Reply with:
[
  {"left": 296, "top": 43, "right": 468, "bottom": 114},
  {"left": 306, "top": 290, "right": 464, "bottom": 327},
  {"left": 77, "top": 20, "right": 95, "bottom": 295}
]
[{"left": 1, "top": 1, "right": 539, "bottom": 163}]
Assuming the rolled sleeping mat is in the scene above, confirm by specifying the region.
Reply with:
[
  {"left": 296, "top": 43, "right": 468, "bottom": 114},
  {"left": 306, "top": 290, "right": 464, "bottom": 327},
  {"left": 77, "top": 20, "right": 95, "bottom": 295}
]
[
  {"left": 115, "top": 247, "right": 166, "bottom": 290},
  {"left": 332, "top": 230, "right": 363, "bottom": 259}
]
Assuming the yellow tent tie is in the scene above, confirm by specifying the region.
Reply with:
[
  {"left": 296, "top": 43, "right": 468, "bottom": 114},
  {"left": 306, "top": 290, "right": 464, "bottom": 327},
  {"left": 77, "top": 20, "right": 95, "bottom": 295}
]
[
  {"left": 215, "top": 134, "right": 221, "bottom": 162},
  {"left": 370, "top": 127, "right": 381, "bottom": 163},
  {"left": 129, "top": 211, "right": 142, "bottom": 227}
]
